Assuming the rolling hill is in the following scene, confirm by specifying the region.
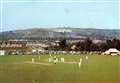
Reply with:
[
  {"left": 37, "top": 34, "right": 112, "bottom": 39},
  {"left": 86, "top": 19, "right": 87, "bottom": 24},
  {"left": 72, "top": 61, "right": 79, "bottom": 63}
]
[{"left": 0, "top": 28, "right": 120, "bottom": 40}]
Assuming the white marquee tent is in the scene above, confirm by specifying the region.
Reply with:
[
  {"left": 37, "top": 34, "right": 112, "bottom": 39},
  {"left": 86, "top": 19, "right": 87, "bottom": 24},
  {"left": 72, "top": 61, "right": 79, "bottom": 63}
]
[{"left": 104, "top": 48, "right": 120, "bottom": 55}]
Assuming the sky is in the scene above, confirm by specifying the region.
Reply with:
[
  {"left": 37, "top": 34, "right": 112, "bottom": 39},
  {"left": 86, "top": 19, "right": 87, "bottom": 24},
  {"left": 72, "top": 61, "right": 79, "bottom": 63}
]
[{"left": 0, "top": 0, "right": 119, "bottom": 31}]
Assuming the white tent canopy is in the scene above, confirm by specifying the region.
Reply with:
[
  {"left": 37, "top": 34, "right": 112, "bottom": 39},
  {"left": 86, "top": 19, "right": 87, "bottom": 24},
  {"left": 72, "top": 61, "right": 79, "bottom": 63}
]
[{"left": 104, "top": 48, "right": 120, "bottom": 55}]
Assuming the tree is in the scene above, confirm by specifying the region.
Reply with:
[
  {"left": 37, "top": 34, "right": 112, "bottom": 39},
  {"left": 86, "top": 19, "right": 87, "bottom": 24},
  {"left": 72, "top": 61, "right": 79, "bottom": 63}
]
[
  {"left": 106, "top": 39, "right": 112, "bottom": 48},
  {"left": 74, "top": 41, "right": 86, "bottom": 51},
  {"left": 99, "top": 43, "right": 108, "bottom": 52},
  {"left": 112, "top": 38, "right": 120, "bottom": 50},
  {"left": 84, "top": 38, "right": 92, "bottom": 51},
  {"left": 90, "top": 43, "right": 100, "bottom": 51},
  {"left": 75, "top": 38, "right": 95, "bottom": 51},
  {"left": 59, "top": 39, "right": 67, "bottom": 50}
]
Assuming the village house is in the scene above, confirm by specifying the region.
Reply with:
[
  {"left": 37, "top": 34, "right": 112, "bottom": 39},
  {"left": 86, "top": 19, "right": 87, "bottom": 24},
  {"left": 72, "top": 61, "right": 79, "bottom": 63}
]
[{"left": 0, "top": 41, "right": 31, "bottom": 55}]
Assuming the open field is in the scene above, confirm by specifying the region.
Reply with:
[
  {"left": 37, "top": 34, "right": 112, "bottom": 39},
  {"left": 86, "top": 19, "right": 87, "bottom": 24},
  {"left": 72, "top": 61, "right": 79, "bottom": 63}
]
[{"left": 0, "top": 54, "right": 120, "bottom": 83}]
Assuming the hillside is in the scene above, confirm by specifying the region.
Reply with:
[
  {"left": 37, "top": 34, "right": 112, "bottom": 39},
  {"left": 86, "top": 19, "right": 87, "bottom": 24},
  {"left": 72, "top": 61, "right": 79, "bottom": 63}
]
[{"left": 0, "top": 28, "right": 120, "bottom": 40}]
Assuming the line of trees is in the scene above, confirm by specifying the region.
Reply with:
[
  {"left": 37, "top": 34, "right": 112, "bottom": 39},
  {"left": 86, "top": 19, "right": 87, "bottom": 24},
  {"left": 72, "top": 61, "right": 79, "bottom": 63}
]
[
  {"left": 48, "top": 38, "right": 120, "bottom": 52},
  {"left": 75, "top": 38, "right": 120, "bottom": 52}
]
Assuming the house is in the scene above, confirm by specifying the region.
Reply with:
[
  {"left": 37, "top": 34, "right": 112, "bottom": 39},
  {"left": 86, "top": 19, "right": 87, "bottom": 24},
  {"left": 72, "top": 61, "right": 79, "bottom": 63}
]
[
  {"left": 103, "top": 48, "right": 120, "bottom": 56},
  {"left": 0, "top": 41, "right": 31, "bottom": 55}
]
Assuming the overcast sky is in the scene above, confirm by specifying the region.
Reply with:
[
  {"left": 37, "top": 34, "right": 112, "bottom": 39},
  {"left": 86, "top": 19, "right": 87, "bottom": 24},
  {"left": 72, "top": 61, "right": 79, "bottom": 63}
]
[{"left": 0, "top": 0, "right": 119, "bottom": 31}]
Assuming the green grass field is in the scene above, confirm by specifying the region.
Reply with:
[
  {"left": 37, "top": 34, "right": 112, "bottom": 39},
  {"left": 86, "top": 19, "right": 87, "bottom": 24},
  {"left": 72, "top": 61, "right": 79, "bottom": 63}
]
[{"left": 0, "top": 54, "right": 120, "bottom": 83}]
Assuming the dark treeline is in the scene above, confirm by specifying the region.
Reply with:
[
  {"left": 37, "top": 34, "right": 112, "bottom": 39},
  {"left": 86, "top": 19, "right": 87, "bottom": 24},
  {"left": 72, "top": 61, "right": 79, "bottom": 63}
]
[
  {"left": 75, "top": 38, "right": 120, "bottom": 52},
  {"left": 48, "top": 38, "right": 120, "bottom": 52}
]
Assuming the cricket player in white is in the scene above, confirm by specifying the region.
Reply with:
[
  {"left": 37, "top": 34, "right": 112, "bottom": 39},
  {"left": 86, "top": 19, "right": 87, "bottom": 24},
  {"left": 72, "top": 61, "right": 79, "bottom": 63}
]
[
  {"left": 32, "top": 58, "right": 35, "bottom": 63},
  {"left": 78, "top": 58, "right": 82, "bottom": 68},
  {"left": 86, "top": 56, "right": 88, "bottom": 60}
]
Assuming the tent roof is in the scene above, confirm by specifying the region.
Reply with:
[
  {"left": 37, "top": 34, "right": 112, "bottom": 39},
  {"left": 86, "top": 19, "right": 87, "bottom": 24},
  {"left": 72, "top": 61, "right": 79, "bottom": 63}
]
[{"left": 104, "top": 48, "right": 120, "bottom": 54}]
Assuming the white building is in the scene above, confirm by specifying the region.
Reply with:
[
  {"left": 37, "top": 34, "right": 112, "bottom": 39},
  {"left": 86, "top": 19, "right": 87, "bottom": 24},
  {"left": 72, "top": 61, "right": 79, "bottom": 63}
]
[{"left": 0, "top": 50, "right": 5, "bottom": 55}]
